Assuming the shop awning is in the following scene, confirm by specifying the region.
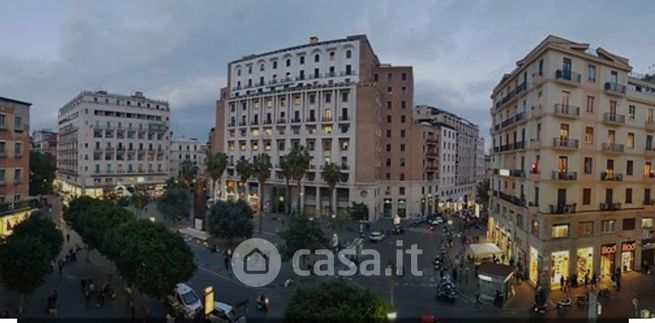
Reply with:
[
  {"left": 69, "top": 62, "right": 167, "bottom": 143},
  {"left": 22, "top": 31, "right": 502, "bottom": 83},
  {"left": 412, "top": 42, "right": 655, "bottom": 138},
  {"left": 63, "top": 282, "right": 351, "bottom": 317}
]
[{"left": 468, "top": 243, "right": 502, "bottom": 257}]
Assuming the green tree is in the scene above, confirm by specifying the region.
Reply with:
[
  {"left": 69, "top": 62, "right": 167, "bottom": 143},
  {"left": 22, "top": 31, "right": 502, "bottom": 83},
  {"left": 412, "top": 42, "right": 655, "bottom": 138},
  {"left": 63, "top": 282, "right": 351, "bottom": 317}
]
[
  {"left": 178, "top": 160, "right": 198, "bottom": 188},
  {"left": 104, "top": 220, "right": 196, "bottom": 299},
  {"left": 235, "top": 158, "right": 252, "bottom": 200},
  {"left": 279, "top": 155, "right": 294, "bottom": 215},
  {"left": 285, "top": 279, "right": 391, "bottom": 322},
  {"left": 349, "top": 202, "right": 369, "bottom": 222},
  {"left": 29, "top": 151, "right": 56, "bottom": 196},
  {"left": 290, "top": 145, "right": 311, "bottom": 215},
  {"left": 206, "top": 152, "right": 228, "bottom": 203},
  {"left": 278, "top": 215, "right": 328, "bottom": 261},
  {"left": 320, "top": 162, "right": 342, "bottom": 217},
  {"left": 130, "top": 184, "right": 150, "bottom": 217},
  {"left": 251, "top": 153, "right": 272, "bottom": 232},
  {"left": 11, "top": 212, "right": 63, "bottom": 261},
  {"left": 157, "top": 188, "right": 191, "bottom": 224},
  {"left": 0, "top": 234, "right": 51, "bottom": 313},
  {"left": 207, "top": 200, "right": 254, "bottom": 240},
  {"left": 476, "top": 178, "right": 490, "bottom": 207}
]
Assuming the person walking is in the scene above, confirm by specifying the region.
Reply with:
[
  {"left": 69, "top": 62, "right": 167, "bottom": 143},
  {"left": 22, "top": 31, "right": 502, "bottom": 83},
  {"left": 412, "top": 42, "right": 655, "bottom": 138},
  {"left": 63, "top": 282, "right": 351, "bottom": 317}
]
[
  {"left": 57, "top": 259, "right": 64, "bottom": 275},
  {"left": 560, "top": 275, "right": 565, "bottom": 291},
  {"left": 584, "top": 272, "right": 589, "bottom": 289},
  {"left": 66, "top": 233, "right": 70, "bottom": 242}
]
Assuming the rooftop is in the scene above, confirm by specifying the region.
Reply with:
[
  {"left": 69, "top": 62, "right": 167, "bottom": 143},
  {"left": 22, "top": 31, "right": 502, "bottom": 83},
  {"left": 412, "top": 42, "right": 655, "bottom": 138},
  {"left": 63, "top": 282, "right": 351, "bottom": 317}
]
[{"left": 0, "top": 96, "right": 32, "bottom": 106}]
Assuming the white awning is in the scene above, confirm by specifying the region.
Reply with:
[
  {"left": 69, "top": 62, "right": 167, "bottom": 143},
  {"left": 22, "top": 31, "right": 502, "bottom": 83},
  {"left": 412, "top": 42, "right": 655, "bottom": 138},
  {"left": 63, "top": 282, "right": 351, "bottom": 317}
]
[{"left": 467, "top": 243, "right": 502, "bottom": 257}]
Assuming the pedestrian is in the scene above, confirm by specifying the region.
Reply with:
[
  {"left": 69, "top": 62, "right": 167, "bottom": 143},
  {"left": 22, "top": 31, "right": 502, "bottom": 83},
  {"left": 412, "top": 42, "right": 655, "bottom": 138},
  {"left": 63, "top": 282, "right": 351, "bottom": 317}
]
[
  {"left": 127, "top": 299, "right": 135, "bottom": 321},
  {"left": 616, "top": 275, "right": 621, "bottom": 291},
  {"left": 81, "top": 276, "right": 87, "bottom": 292},
  {"left": 224, "top": 255, "right": 230, "bottom": 269},
  {"left": 475, "top": 293, "right": 481, "bottom": 304},
  {"left": 57, "top": 259, "right": 64, "bottom": 275},
  {"left": 84, "top": 289, "right": 91, "bottom": 309},
  {"left": 566, "top": 276, "right": 571, "bottom": 292},
  {"left": 592, "top": 273, "right": 598, "bottom": 289},
  {"left": 452, "top": 268, "right": 458, "bottom": 283},
  {"left": 560, "top": 275, "right": 565, "bottom": 291},
  {"left": 584, "top": 272, "right": 589, "bottom": 289},
  {"left": 66, "top": 233, "right": 70, "bottom": 242}
]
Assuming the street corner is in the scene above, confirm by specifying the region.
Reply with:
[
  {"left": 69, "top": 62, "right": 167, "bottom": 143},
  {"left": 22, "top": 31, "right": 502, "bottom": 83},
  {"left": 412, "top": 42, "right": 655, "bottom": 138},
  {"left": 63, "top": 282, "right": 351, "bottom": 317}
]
[{"left": 231, "top": 238, "right": 282, "bottom": 288}]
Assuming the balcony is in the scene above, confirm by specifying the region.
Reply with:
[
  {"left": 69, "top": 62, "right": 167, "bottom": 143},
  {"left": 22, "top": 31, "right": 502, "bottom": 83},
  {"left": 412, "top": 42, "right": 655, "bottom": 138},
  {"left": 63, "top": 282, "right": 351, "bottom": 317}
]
[
  {"left": 528, "top": 138, "right": 541, "bottom": 150},
  {"left": 551, "top": 171, "right": 577, "bottom": 181},
  {"left": 290, "top": 118, "right": 302, "bottom": 123},
  {"left": 646, "top": 148, "right": 655, "bottom": 157},
  {"left": 321, "top": 116, "right": 333, "bottom": 122},
  {"left": 501, "top": 117, "right": 515, "bottom": 128},
  {"left": 306, "top": 117, "right": 317, "bottom": 122},
  {"left": 426, "top": 151, "right": 438, "bottom": 158},
  {"left": 509, "top": 169, "right": 525, "bottom": 178},
  {"left": 603, "top": 113, "right": 626, "bottom": 126},
  {"left": 514, "top": 111, "right": 526, "bottom": 123},
  {"left": 338, "top": 115, "right": 350, "bottom": 122},
  {"left": 263, "top": 119, "right": 272, "bottom": 125},
  {"left": 549, "top": 203, "right": 577, "bottom": 215},
  {"left": 644, "top": 173, "right": 655, "bottom": 180},
  {"left": 644, "top": 200, "right": 655, "bottom": 207},
  {"left": 553, "top": 104, "right": 580, "bottom": 118},
  {"left": 532, "top": 73, "right": 545, "bottom": 86},
  {"left": 277, "top": 118, "right": 286, "bottom": 124},
  {"left": 555, "top": 69, "right": 581, "bottom": 85},
  {"left": 604, "top": 82, "right": 626, "bottom": 96},
  {"left": 515, "top": 82, "right": 527, "bottom": 96},
  {"left": 600, "top": 171, "right": 623, "bottom": 181},
  {"left": 514, "top": 141, "right": 525, "bottom": 150},
  {"left": 600, "top": 202, "right": 621, "bottom": 211},
  {"left": 647, "top": 120, "right": 655, "bottom": 131},
  {"left": 552, "top": 137, "right": 579, "bottom": 150},
  {"left": 601, "top": 143, "right": 625, "bottom": 153}
]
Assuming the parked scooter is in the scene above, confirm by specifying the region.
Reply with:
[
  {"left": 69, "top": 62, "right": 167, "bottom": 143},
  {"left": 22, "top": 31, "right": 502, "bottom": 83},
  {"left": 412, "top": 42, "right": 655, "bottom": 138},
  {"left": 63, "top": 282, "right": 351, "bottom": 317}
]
[
  {"left": 256, "top": 293, "right": 269, "bottom": 312},
  {"left": 530, "top": 303, "right": 547, "bottom": 315},
  {"left": 556, "top": 297, "right": 572, "bottom": 309}
]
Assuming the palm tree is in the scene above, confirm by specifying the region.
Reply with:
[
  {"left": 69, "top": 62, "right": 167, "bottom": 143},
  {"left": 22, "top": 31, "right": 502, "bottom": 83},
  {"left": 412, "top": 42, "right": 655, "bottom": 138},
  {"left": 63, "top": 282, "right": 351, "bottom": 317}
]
[
  {"left": 279, "top": 155, "right": 294, "bottom": 215},
  {"left": 290, "top": 145, "right": 311, "bottom": 215},
  {"left": 235, "top": 158, "right": 252, "bottom": 200},
  {"left": 206, "top": 152, "right": 228, "bottom": 202},
  {"left": 251, "top": 153, "right": 272, "bottom": 232},
  {"left": 320, "top": 162, "right": 342, "bottom": 218}
]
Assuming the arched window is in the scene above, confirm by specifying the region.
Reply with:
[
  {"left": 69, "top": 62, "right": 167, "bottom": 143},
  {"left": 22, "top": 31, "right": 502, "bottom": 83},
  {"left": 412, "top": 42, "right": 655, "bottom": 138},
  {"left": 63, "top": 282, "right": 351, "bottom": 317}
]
[
  {"left": 314, "top": 54, "right": 320, "bottom": 62},
  {"left": 237, "top": 69, "right": 241, "bottom": 76},
  {"left": 346, "top": 50, "right": 352, "bottom": 59},
  {"left": 260, "top": 64, "right": 264, "bottom": 71},
  {"left": 286, "top": 59, "right": 291, "bottom": 67}
]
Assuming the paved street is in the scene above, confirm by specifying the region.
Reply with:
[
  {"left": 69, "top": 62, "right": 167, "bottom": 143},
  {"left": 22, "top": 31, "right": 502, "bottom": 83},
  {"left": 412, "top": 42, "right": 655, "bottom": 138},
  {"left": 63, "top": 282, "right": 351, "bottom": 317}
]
[{"left": 3, "top": 198, "right": 654, "bottom": 321}]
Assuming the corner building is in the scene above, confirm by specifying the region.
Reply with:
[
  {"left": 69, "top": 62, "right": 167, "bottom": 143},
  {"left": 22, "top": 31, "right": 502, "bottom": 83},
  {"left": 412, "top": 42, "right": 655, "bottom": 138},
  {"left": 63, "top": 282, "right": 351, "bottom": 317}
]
[
  {"left": 214, "top": 35, "right": 445, "bottom": 220},
  {"left": 489, "top": 35, "right": 655, "bottom": 290}
]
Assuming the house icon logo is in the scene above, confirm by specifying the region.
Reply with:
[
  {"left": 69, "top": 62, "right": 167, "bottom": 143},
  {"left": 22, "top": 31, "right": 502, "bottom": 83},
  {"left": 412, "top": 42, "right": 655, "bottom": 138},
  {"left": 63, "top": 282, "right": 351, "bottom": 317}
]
[
  {"left": 243, "top": 247, "right": 269, "bottom": 274},
  {"left": 232, "top": 238, "right": 281, "bottom": 287}
]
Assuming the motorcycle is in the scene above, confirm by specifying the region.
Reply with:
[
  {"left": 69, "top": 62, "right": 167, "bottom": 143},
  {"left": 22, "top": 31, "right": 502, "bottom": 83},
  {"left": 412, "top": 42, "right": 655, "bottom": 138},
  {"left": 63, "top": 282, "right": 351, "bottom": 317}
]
[
  {"left": 436, "top": 278, "right": 457, "bottom": 303},
  {"left": 556, "top": 297, "right": 572, "bottom": 309},
  {"left": 256, "top": 295, "right": 269, "bottom": 312},
  {"left": 530, "top": 303, "right": 547, "bottom": 315},
  {"left": 576, "top": 294, "right": 589, "bottom": 306}
]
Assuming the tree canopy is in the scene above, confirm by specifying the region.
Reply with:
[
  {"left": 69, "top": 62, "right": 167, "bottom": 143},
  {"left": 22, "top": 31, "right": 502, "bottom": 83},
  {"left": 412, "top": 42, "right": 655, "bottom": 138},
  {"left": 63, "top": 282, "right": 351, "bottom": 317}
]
[
  {"left": 207, "top": 200, "right": 253, "bottom": 240},
  {"left": 349, "top": 202, "right": 369, "bottom": 222},
  {"left": 278, "top": 215, "right": 328, "bottom": 261},
  {"left": 11, "top": 211, "right": 63, "bottom": 261},
  {"left": 285, "top": 279, "right": 391, "bottom": 323},
  {"left": 130, "top": 184, "right": 150, "bottom": 217},
  {"left": 178, "top": 160, "right": 198, "bottom": 188},
  {"left": 29, "top": 151, "right": 56, "bottom": 196},
  {"left": 157, "top": 187, "right": 191, "bottom": 224}
]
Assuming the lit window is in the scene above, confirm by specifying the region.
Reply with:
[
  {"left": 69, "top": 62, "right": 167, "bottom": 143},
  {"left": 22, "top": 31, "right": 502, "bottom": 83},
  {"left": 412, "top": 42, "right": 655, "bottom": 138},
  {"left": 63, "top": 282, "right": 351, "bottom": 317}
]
[{"left": 551, "top": 224, "right": 569, "bottom": 238}]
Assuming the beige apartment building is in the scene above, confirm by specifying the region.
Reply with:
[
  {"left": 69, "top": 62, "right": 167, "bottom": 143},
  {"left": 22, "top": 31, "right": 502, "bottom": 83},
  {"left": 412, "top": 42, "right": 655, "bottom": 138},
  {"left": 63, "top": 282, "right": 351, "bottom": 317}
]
[
  {"left": 213, "top": 35, "right": 461, "bottom": 220},
  {"left": 489, "top": 35, "right": 655, "bottom": 290}
]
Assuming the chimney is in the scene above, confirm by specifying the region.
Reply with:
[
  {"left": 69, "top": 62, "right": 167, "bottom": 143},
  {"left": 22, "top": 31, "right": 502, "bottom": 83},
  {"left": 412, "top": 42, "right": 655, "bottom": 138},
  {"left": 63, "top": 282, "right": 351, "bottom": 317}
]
[
  {"left": 134, "top": 91, "right": 144, "bottom": 98},
  {"left": 309, "top": 36, "right": 319, "bottom": 44}
]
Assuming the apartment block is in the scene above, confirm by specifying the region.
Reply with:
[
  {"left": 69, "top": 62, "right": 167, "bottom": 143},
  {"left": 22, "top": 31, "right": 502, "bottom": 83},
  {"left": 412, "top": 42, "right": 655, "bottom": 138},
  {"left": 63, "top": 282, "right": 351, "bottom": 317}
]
[
  {"left": 0, "top": 96, "right": 38, "bottom": 236},
  {"left": 215, "top": 35, "right": 459, "bottom": 220},
  {"left": 56, "top": 91, "right": 170, "bottom": 198},
  {"left": 170, "top": 137, "right": 208, "bottom": 179},
  {"left": 488, "top": 35, "right": 655, "bottom": 290},
  {"left": 31, "top": 128, "right": 58, "bottom": 158}
]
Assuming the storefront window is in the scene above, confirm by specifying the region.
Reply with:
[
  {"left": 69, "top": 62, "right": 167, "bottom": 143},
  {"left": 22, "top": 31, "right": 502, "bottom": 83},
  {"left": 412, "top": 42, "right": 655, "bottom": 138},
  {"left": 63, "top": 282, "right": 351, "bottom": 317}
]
[
  {"left": 398, "top": 199, "right": 406, "bottom": 218},
  {"left": 529, "top": 247, "right": 539, "bottom": 285},
  {"left": 600, "top": 244, "right": 616, "bottom": 276},
  {"left": 643, "top": 217, "right": 654, "bottom": 229},
  {"left": 550, "top": 250, "right": 570, "bottom": 288},
  {"left": 383, "top": 199, "right": 392, "bottom": 218},
  {"left": 621, "top": 241, "right": 636, "bottom": 272},
  {"left": 551, "top": 224, "right": 569, "bottom": 238},
  {"left": 576, "top": 247, "right": 593, "bottom": 281}
]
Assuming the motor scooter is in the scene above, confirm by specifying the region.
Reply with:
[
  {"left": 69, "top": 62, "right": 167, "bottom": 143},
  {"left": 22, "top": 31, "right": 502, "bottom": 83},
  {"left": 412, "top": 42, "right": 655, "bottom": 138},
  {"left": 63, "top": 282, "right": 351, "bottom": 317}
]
[
  {"left": 530, "top": 303, "right": 547, "bottom": 315},
  {"left": 257, "top": 295, "right": 269, "bottom": 312},
  {"left": 556, "top": 297, "right": 572, "bottom": 309}
]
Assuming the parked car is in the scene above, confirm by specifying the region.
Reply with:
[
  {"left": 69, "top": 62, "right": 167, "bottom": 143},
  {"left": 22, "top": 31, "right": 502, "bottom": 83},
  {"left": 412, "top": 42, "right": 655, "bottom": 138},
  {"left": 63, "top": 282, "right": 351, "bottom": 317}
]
[
  {"left": 207, "top": 301, "right": 246, "bottom": 323},
  {"left": 368, "top": 231, "right": 386, "bottom": 243},
  {"left": 428, "top": 216, "right": 444, "bottom": 226},
  {"left": 167, "top": 283, "right": 203, "bottom": 319}
]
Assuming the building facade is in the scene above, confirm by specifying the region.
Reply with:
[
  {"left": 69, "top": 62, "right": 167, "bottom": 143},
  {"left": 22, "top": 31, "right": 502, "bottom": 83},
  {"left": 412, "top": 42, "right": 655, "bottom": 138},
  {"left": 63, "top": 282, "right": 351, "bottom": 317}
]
[
  {"left": 0, "top": 96, "right": 38, "bottom": 236},
  {"left": 215, "top": 35, "right": 457, "bottom": 220},
  {"left": 56, "top": 91, "right": 170, "bottom": 198},
  {"left": 170, "top": 137, "right": 208, "bottom": 179},
  {"left": 488, "top": 35, "right": 655, "bottom": 290},
  {"left": 31, "top": 128, "right": 58, "bottom": 157}
]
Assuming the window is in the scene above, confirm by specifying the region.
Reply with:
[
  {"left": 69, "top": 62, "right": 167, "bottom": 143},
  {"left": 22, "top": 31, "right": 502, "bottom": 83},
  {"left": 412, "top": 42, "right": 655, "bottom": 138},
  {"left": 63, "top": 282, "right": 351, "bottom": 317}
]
[
  {"left": 346, "top": 50, "right": 352, "bottom": 59},
  {"left": 386, "top": 130, "right": 391, "bottom": 138},
  {"left": 584, "top": 157, "right": 593, "bottom": 174},
  {"left": 584, "top": 127, "right": 594, "bottom": 144},
  {"left": 286, "top": 59, "right": 291, "bottom": 67},
  {"left": 387, "top": 73, "right": 392, "bottom": 81},
  {"left": 401, "top": 115, "right": 406, "bottom": 123},
  {"left": 387, "top": 115, "right": 391, "bottom": 123},
  {"left": 387, "top": 87, "right": 392, "bottom": 94},
  {"left": 14, "top": 168, "right": 21, "bottom": 183},
  {"left": 583, "top": 188, "right": 591, "bottom": 205},
  {"left": 400, "top": 158, "right": 406, "bottom": 167},
  {"left": 586, "top": 96, "right": 594, "bottom": 113},
  {"left": 623, "top": 218, "right": 636, "bottom": 231},
  {"left": 273, "top": 61, "right": 277, "bottom": 69},
  {"left": 260, "top": 64, "right": 264, "bottom": 72},
  {"left": 0, "top": 115, "right": 5, "bottom": 128},
  {"left": 402, "top": 73, "right": 407, "bottom": 81},
  {"left": 588, "top": 65, "right": 596, "bottom": 82},
  {"left": 646, "top": 188, "right": 652, "bottom": 203},
  {"left": 538, "top": 59, "right": 543, "bottom": 76},
  {"left": 324, "top": 93, "right": 331, "bottom": 103},
  {"left": 643, "top": 218, "right": 653, "bottom": 229},
  {"left": 626, "top": 188, "right": 633, "bottom": 204},
  {"left": 401, "top": 101, "right": 406, "bottom": 109},
  {"left": 314, "top": 54, "right": 319, "bottom": 62},
  {"left": 627, "top": 133, "right": 635, "bottom": 148},
  {"left": 629, "top": 105, "right": 636, "bottom": 120},
  {"left": 400, "top": 173, "right": 405, "bottom": 180},
  {"left": 386, "top": 144, "right": 391, "bottom": 152},
  {"left": 577, "top": 221, "right": 594, "bottom": 236},
  {"left": 627, "top": 160, "right": 634, "bottom": 175},
  {"left": 386, "top": 159, "right": 391, "bottom": 167},
  {"left": 400, "top": 130, "right": 406, "bottom": 138},
  {"left": 601, "top": 220, "right": 616, "bottom": 233},
  {"left": 14, "top": 143, "right": 21, "bottom": 156},
  {"left": 551, "top": 224, "right": 569, "bottom": 238},
  {"left": 400, "top": 144, "right": 405, "bottom": 152},
  {"left": 341, "top": 92, "right": 348, "bottom": 102},
  {"left": 399, "top": 187, "right": 405, "bottom": 195},
  {"left": 387, "top": 101, "right": 392, "bottom": 109}
]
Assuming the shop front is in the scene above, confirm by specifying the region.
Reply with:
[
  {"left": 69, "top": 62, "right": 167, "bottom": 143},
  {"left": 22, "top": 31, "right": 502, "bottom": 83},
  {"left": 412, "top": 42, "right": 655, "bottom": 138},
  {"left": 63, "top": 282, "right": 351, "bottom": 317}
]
[
  {"left": 383, "top": 199, "right": 392, "bottom": 218},
  {"left": 576, "top": 247, "right": 593, "bottom": 282},
  {"left": 529, "top": 246, "right": 540, "bottom": 285},
  {"left": 642, "top": 239, "right": 655, "bottom": 273},
  {"left": 550, "top": 250, "right": 569, "bottom": 289},
  {"left": 477, "top": 263, "right": 516, "bottom": 305},
  {"left": 621, "top": 241, "right": 636, "bottom": 272},
  {"left": 397, "top": 199, "right": 406, "bottom": 218},
  {"left": 600, "top": 244, "right": 617, "bottom": 277}
]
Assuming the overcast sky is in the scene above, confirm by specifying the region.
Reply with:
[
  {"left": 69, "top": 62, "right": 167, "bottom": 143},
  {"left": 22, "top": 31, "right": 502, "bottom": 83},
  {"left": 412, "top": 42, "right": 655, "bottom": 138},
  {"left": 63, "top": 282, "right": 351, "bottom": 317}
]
[{"left": 2, "top": 0, "right": 655, "bottom": 147}]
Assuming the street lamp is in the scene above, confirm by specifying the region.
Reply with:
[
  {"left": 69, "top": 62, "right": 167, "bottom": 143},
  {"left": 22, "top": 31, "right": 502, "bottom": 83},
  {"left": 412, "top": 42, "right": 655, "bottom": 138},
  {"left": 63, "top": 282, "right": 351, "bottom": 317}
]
[{"left": 387, "top": 312, "right": 397, "bottom": 321}]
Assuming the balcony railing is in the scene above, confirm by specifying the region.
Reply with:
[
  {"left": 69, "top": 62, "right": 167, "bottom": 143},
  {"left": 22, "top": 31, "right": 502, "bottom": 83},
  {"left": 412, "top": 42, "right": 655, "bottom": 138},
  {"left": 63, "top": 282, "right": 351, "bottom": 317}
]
[
  {"left": 553, "top": 137, "right": 579, "bottom": 149},
  {"left": 510, "top": 169, "right": 525, "bottom": 177},
  {"left": 604, "top": 82, "right": 626, "bottom": 95},
  {"left": 644, "top": 200, "right": 655, "bottom": 206},
  {"left": 551, "top": 171, "right": 577, "bottom": 181},
  {"left": 603, "top": 113, "right": 626, "bottom": 125},
  {"left": 555, "top": 69, "right": 581, "bottom": 83},
  {"left": 514, "top": 111, "right": 526, "bottom": 122},
  {"left": 515, "top": 82, "right": 527, "bottom": 95},
  {"left": 553, "top": 104, "right": 580, "bottom": 117},
  {"left": 601, "top": 142, "right": 625, "bottom": 153},
  {"left": 321, "top": 116, "right": 333, "bottom": 122},
  {"left": 646, "top": 120, "right": 655, "bottom": 131},
  {"left": 549, "top": 203, "right": 577, "bottom": 214},
  {"left": 600, "top": 202, "right": 621, "bottom": 211},
  {"left": 601, "top": 171, "right": 623, "bottom": 181}
]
